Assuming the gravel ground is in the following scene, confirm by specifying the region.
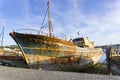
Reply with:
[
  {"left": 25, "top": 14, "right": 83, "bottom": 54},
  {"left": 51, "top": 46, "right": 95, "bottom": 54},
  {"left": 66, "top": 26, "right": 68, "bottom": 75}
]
[{"left": 0, "top": 66, "right": 120, "bottom": 80}]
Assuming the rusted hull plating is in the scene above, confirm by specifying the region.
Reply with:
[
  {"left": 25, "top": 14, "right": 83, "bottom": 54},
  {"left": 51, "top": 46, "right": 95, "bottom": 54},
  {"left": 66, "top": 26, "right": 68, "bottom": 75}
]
[{"left": 9, "top": 32, "right": 102, "bottom": 70}]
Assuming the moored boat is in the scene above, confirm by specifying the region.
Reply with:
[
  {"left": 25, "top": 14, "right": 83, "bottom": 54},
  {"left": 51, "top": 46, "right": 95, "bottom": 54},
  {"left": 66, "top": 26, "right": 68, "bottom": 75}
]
[{"left": 9, "top": 1, "right": 102, "bottom": 70}]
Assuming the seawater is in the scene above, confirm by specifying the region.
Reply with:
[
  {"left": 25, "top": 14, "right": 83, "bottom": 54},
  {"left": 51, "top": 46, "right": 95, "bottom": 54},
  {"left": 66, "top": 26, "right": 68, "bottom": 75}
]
[{"left": 98, "top": 52, "right": 106, "bottom": 63}]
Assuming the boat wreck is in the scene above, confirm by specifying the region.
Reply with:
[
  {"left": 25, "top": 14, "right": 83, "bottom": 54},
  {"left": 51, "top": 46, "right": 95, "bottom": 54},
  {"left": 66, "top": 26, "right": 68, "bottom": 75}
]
[
  {"left": 106, "top": 47, "right": 120, "bottom": 75},
  {"left": 9, "top": 1, "right": 102, "bottom": 70}
]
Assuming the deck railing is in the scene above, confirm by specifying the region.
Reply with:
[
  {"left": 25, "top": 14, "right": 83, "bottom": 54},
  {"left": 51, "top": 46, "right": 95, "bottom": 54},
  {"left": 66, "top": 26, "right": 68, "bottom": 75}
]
[{"left": 15, "top": 28, "right": 49, "bottom": 36}]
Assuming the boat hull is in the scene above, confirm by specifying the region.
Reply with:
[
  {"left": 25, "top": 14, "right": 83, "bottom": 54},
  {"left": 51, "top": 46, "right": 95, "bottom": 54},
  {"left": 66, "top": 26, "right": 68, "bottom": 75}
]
[{"left": 10, "top": 32, "right": 102, "bottom": 70}]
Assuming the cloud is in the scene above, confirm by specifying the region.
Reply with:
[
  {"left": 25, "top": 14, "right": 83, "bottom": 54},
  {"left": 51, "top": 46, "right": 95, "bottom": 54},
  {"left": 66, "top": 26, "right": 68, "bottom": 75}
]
[
  {"left": 51, "top": 0, "right": 120, "bottom": 45},
  {"left": 0, "top": 0, "right": 120, "bottom": 46}
]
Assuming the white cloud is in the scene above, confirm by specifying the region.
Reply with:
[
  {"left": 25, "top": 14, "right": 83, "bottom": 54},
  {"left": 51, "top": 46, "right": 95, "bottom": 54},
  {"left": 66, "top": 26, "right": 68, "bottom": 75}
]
[
  {"left": 1, "top": 0, "right": 120, "bottom": 46},
  {"left": 51, "top": 0, "right": 120, "bottom": 45}
]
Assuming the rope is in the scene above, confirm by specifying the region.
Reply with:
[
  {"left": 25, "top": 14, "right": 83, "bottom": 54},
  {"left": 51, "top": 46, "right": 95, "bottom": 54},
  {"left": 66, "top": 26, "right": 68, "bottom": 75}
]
[{"left": 38, "top": 7, "right": 48, "bottom": 34}]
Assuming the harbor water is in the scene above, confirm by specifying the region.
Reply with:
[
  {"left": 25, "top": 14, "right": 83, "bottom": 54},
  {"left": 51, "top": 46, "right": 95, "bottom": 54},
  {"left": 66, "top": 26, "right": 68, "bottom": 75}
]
[{"left": 98, "top": 52, "right": 106, "bottom": 63}]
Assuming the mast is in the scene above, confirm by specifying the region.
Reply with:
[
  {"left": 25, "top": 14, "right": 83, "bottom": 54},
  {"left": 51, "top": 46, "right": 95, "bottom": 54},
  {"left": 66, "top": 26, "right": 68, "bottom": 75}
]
[
  {"left": 1, "top": 22, "right": 5, "bottom": 47},
  {"left": 0, "top": 21, "right": 5, "bottom": 47},
  {"left": 47, "top": 1, "right": 53, "bottom": 37}
]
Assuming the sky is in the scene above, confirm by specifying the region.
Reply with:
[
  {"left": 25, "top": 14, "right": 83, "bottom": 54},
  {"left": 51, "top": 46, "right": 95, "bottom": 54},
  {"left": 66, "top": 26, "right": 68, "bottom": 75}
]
[{"left": 0, "top": 0, "right": 120, "bottom": 46}]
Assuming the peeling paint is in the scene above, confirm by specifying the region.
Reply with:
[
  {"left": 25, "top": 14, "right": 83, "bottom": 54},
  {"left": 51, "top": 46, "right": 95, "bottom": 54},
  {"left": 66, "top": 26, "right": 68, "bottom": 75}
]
[{"left": 9, "top": 32, "right": 102, "bottom": 70}]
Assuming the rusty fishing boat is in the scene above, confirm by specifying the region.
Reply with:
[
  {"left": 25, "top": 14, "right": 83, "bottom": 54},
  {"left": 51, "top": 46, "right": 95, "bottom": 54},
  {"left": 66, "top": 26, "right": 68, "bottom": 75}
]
[{"left": 9, "top": 1, "right": 102, "bottom": 70}]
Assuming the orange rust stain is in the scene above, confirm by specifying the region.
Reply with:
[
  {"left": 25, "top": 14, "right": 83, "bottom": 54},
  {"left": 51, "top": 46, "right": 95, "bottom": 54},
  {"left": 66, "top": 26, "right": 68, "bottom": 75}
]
[
  {"left": 23, "top": 47, "right": 76, "bottom": 53},
  {"left": 23, "top": 53, "right": 29, "bottom": 64}
]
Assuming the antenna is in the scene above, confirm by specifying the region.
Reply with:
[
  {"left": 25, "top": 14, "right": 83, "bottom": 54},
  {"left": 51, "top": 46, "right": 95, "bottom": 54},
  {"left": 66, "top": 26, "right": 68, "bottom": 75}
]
[{"left": 77, "top": 31, "right": 80, "bottom": 36}]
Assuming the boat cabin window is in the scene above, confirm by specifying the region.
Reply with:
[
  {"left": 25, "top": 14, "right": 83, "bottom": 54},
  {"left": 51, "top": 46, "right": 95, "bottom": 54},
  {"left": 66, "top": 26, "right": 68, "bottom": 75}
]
[{"left": 72, "top": 38, "right": 84, "bottom": 42}]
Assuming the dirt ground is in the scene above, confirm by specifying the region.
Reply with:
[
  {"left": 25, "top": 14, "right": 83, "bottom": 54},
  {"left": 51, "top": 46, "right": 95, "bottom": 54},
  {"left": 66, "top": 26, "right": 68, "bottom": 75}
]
[{"left": 0, "top": 66, "right": 119, "bottom": 80}]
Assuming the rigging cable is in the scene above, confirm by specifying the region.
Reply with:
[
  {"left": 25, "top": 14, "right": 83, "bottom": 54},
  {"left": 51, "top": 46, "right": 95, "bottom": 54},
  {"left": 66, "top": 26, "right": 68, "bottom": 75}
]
[{"left": 38, "top": 7, "right": 48, "bottom": 34}]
